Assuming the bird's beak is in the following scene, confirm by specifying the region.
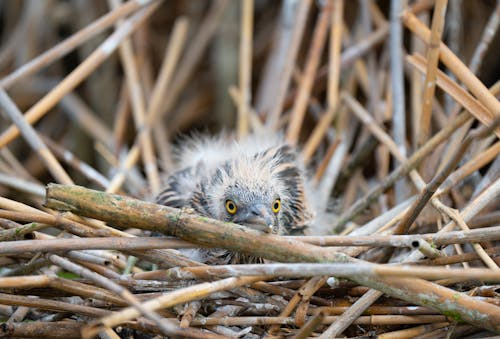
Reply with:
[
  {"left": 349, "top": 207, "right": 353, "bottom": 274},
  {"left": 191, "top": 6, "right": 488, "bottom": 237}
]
[{"left": 235, "top": 205, "right": 276, "bottom": 233}]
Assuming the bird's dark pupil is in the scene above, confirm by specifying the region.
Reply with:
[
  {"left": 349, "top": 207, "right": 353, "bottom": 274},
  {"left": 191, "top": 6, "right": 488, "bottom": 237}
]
[
  {"left": 229, "top": 203, "right": 234, "bottom": 209},
  {"left": 274, "top": 202, "right": 279, "bottom": 209}
]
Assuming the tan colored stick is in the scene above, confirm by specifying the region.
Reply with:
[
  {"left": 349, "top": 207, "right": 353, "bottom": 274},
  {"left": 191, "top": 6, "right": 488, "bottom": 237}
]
[
  {"left": 286, "top": 0, "right": 332, "bottom": 145},
  {"left": 418, "top": 0, "right": 448, "bottom": 145},
  {"left": 237, "top": 0, "right": 253, "bottom": 138}
]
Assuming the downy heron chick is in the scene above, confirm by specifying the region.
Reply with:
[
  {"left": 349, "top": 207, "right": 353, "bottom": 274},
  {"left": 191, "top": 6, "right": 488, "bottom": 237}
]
[{"left": 156, "top": 134, "right": 314, "bottom": 263}]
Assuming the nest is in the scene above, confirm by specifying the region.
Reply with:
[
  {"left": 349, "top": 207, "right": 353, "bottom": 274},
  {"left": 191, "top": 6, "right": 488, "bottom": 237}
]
[{"left": 0, "top": 0, "right": 499, "bottom": 338}]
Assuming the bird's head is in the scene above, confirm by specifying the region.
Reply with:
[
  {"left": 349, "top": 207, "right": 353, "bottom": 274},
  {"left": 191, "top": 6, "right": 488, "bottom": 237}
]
[
  {"left": 221, "top": 184, "right": 281, "bottom": 233},
  {"left": 200, "top": 145, "right": 312, "bottom": 234}
]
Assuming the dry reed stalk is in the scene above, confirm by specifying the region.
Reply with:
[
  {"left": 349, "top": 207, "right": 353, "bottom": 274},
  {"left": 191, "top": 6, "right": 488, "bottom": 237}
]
[
  {"left": 418, "top": 0, "right": 448, "bottom": 145},
  {"left": 147, "top": 18, "right": 188, "bottom": 126},
  {"left": 301, "top": 0, "right": 343, "bottom": 162},
  {"left": 266, "top": 0, "right": 312, "bottom": 129},
  {"left": 377, "top": 322, "right": 450, "bottom": 339},
  {"left": 0, "top": 89, "right": 73, "bottom": 184},
  {"left": 390, "top": 0, "right": 408, "bottom": 204},
  {"left": 237, "top": 0, "right": 253, "bottom": 138},
  {"left": 0, "top": 236, "right": 195, "bottom": 255},
  {"left": 293, "top": 226, "right": 500, "bottom": 247},
  {"left": 165, "top": 263, "right": 500, "bottom": 284},
  {"left": 286, "top": 0, "right": 332, "bottom": 145},
  {"left": 180, "top": 314, "right": 448, "bottom": 327},
  {"left": 109, "top": 0, "right": 160, "bottom": 196}
]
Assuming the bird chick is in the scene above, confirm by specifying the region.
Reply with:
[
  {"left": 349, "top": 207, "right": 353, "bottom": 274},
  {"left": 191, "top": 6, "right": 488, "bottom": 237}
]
[{"left": 156, "top": 134, "right": 314, "bottom": 263}]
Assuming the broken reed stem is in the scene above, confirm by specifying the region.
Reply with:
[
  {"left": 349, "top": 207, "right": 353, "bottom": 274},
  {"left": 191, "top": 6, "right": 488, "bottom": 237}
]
[
  {"left": 45, "top": 184, "right": 500, "bottom": 332},
  {"left": 301, "top": 0, "right": 343, "bottom": 162},
  {"left": 237, "top": 0, "right": 253, "bottom": 138},
  {"left": 286, "top": 0, "right": 332, "bottom": 145},
  {"left": 0, "top": 3, "right": 160, "bottom": 149},
  {"left": 418, "top": 0, "right": 448, "bottom": 145}
]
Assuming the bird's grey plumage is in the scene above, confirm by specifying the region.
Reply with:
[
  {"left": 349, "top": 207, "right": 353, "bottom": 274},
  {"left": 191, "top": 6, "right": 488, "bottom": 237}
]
[{"left": 156, "top": 134, "right": 314, "bottom": 263}]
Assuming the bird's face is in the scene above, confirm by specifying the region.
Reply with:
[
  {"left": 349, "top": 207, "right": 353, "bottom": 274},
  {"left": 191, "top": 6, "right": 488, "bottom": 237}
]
[
  {"left": 200, "top": 144, "right": 312, "bottom": 234},
  {"left": 222, "top": 187, "right": 281, "bottom": 233}
]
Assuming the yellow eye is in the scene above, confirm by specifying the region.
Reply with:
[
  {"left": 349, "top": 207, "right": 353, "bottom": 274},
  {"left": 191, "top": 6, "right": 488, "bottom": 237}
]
[
  {"left": 225, "top": 199, "right": 237, "bottom": 214},
  {"left": 272, "top": 198, "right": 281, "bottom": 213}
]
